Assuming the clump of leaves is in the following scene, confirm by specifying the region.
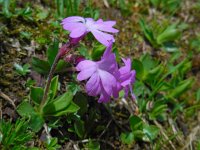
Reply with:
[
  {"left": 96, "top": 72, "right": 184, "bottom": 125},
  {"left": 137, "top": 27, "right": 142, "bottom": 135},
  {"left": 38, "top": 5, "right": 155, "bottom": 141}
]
[
  {"left": 14, "top": 63, "right": 30, "bottom": 76},
  {"left": 17, "top": 75, "right": 80, "bottom": 132},
  {"left": 44, "top": 137, "right": 61, "bottom": 150},
  {"left": 139, "top": 19, "right": 186, "bottom": 52},
  {"left": 55, "top": 0, "right": 81, "bottom": 18},
  {"left": 120, "top": 115, "right": 159, "bottom": 144},
  {"left": 55, "top": 0, "right": 99, "bottom": 19},
  {"left": 149, "top": 0, "right": 182, "bottom": 14},
  {"left": 125, "top": 52, "right": 194, "bottom": 147},
  {"left": 133, "top": 53, "right": 194, "bottom": 114},
  {"left": 108, "top": 0, "right": 133, "bottom": 16},
  {"left": 0, "top": 119, "right": 33, "bottom": 149},
  {"left": 0, "top": 0, "right": 33, "bottom": 20}
]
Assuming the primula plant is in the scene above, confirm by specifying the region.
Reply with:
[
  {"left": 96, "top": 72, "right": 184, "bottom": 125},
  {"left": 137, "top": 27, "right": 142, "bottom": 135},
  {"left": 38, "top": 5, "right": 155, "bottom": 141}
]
[
  {"left": 1, "top": 1, "right": 199, "bottom": 149},
  {"left": 15, "top": 15, "right": 137, "bottom": 144}
]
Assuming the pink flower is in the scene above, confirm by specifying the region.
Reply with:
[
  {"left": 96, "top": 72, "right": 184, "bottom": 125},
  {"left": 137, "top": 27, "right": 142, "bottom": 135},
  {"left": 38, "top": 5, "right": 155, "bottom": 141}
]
[
  {"left": 61, "top": 16, "right": 119, "bottom": 46},
  {"left": 113, "top": 58, "right": 136, "bottom": 99},
  {"left": 76, "top": 42, "right": 136, "bottom": 103},
  {"left": 76, "top": 43, "right": 118, "bottom": 103}
]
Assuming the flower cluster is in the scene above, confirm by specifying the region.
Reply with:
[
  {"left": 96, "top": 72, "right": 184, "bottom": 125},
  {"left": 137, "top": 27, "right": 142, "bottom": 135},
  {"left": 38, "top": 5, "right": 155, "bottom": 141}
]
[
  {"left": 76, "top": 43, "right": 136, "bottom": 103},
  {"left": 62, "top": 16, "right": 136, "bottom": 103}
]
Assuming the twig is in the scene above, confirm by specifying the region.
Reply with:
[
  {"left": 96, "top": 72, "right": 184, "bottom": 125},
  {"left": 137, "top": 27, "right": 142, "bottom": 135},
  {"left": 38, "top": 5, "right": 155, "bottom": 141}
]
[
  {"left": 44, "top": 123, "right": 51, "bottom": 139},
  {"left": 168, "top": 117, "right": 184, "bottom": 146},
  {"left": 127, "top": 97, "right": 140, "bottom": 115},
  {"left": 69, "top": 140, "right": 80, "bottom": 150},
  {"left": 98, "top": 119, "right": 112, "bottom": 139},
  {"left": 0, "top": 90, "right": 16, "bottom": 109},
  {"left": 181, "top": 125, "right": 200, "bottom": 150},
  {"left": 103, "top": 0, "right": 109, "bottom": 8},
  {"left": 103, "top": 103, "right": 126, "bottom": 132},
  {"left": 154, "top": 120, "right": 176, "bottom": 150},
  {"left": 121, "top": 98, "right": 134, "bottom": 115}
]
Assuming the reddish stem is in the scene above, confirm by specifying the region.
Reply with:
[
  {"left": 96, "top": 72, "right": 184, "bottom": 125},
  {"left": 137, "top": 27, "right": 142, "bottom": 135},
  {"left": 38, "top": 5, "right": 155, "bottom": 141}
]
[{"left": 39, "top": 44, "right": 70, "bottom": 112}]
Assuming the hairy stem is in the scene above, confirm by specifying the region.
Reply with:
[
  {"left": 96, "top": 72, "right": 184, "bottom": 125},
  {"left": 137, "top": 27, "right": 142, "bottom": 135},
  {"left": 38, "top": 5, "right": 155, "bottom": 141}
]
[
  {"left": 39, "top": 43, "right": 71, "bottom": 113},
  {"left": 39, "top": 53, "right": 61, "bottom": 111}
]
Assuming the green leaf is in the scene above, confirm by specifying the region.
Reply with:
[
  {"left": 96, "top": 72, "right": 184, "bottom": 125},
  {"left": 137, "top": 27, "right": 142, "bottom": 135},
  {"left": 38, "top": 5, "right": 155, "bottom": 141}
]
[
  {"left": 30, "top": 86, "right": 44, "bottom": 105},
  {"left": 146, "top": 64, "right": 164, "bottom": 82},
  {"left": 78, "top": 45, "right": 90, "bottom": 59},
  {"left": 91, "top": 44, "right": 105, "bottom": 60},
  {"left": 45, "top": 137, "right": 61, "bottom": 150},
  {"left": 53, "top": 102, "right": 80, "bottom": 116},
  {"left": 74, "top": 93, "right": 88, "bottom": 116},
  {"left": 56, "top": 0, "right": 64, "bottom": 17},
  {"left": 17, "top": 102, "right": 44, "bottom": 132},
  {"left": 0, "top": 119, "right": 33, "bottom": 148},
  {"left": 143, "top": 125, "right": 159, "bottom": 142},
  {"left": 149, "top": 103, "right": 167, "bottom": 121},
  {"left": 74, "top": 119, "right": 85, "bottom": 138},
  {"left": 129, "top": 115, "right": 143, "bottom": 131},
  {"left": 150, "top": 0, "right": 160, "bottom": 6},
  {"left": 14, "top": 63, "right": 24, "bottom": 74},
  {"left": 2, "top": 0, "right": 12, "bottom": 18},
  {"left": 67, "top": 82, "right": 81, "bottom": 95},
  {"left": 17, "top": 101, "right": 35, "bottom": 117},
  {"left": 163, "top": 43, "right": 179, "bottom": 52},
  {"left": 139, "top": 19, "right": 157, "bottom": 47},
  {"left": 196, "top": 88, "right": 200, "bottom": 102},
  {"left": 132, "top": 130, "right": 144, "bottom": 140},
  {"left": 47, "top": 40, "right": 59, "bottom": 65},
  {"left": 55, "top": 60, "right": 69, "bottom": 73},
  {"left": 43, "top": 91, "right": 78, "bottom": 116},
  {"left": 157, "top": 24, "right": 181, "bottom": 45},
  {"left": 36, "top": 9, "right": 49, "bottom": 20},
  {"left": 14, "top": 63, "right": 30, "bottom": 76},
  {"left": 120, "top": 132, "right": 134, "bottom": 144},
  {"left": 132, "top": 59, "right": 144, "bottom": 80},
  {"left": 49, "top": 76, "right": 59, "bottom": 100},
  {"left": 85, "top": 139, "right": 100, "bottom": 150},
  {"left": 168, "top": 78, "right": 194, "bottom": 98},
  {"left": 141, "top": 53, "right": 158, "bottom": 72},
  {"left": 29, "top": 113, "right": 44, "bottom": 132},
  {"left": 32, "top": 57, "right": 50, "bottom": 75}
]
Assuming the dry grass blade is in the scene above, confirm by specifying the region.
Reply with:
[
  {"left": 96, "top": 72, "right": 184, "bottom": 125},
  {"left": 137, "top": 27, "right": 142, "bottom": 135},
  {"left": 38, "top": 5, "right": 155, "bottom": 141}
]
[
  {"left": 0, "top": 90, "right": 16, "bottom": 109},
  {"left": 154, "top": 120, "right": 176, "bottom": 150}
]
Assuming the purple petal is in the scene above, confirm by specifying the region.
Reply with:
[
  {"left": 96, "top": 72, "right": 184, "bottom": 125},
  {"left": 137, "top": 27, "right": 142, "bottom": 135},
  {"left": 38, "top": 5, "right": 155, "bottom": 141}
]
[
  {"left": 70, "top": 26, "right": 87, "bottom": 38},
  {"left": 119, "top": 58, "right": 131, "bottom": 74},
  {"left": 86, "top": 73, "right": 98, "bottom": 91},
  {"left": 96, "top": 21, "right": 119, "bottom": 33},
  {"left": 121, "top": 78, "right": 132, "bottom": 87},
  {"left": 62, "top": 22, "right": 85, "bottom": 32},
  {"left": 113, "top": 82, "right": 122, "bottom": 98},
  {"left": 98, "top": 89, "right": 110, "bottom": 103},
  {"left": 98, "top": 70, "right": 116, "bottom": 95},
  {"left": 99, "top": 51, "right": 117, "bottom": 72},
  {"left": 102, "top": 41, "right": 113, "bottom": 58},
  {"left": 76, "top": 60, "right": 96, "bottom": 71},
  {"left": 124, "top": 86, "right": 129, "bottom": 97},
  {"left": 77, "top": 67, "right": 96, "bottom": 81},
  {"left": 61, "top": 16, "right": 85, "bottom": 23},
  {"left": 86, "top": 73, "right": 101, "bottom": 96},
  {"left": 91, "top": 29, "right": 115, "bottom": 46},
  {"left": 96, "top": 19, "right": 103, "bottom": 23},
  {"left": 120, "top": 70, "right": 136, "bottom": 87}
]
